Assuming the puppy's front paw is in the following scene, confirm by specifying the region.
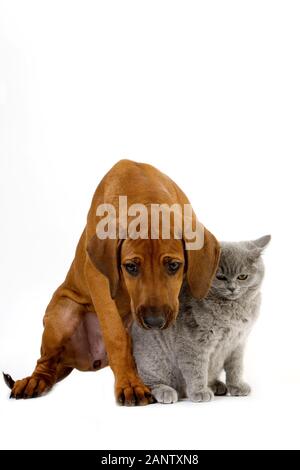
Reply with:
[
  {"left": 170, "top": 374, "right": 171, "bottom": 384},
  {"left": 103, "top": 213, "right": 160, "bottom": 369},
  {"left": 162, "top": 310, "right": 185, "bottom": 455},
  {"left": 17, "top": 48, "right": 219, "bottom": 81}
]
[
  {"left": 227, "top": 382, "right": 251, "bottom": 397},
  {"left": 188, "top": 388, "right": 214, "bottom": 403},
  {"left": 151, "top": 385, "right": 178, "bottom": 404},
  {"left": 116, "top": 380, "right": 155, "bottom": 406}
]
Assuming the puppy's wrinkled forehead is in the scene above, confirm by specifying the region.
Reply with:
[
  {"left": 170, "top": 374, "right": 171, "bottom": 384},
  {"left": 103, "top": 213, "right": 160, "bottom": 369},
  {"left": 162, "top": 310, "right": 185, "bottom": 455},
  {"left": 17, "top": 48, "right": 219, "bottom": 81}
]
[{"left": 121, "top": 238, "right": 185, "bottom": 261}]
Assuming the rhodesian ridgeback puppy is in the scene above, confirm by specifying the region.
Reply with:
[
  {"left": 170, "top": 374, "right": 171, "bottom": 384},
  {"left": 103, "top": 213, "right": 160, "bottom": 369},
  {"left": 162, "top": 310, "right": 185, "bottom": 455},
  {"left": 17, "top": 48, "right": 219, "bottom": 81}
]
[{"left": 4, "top": 160, "right": 220, "bottom": 405}]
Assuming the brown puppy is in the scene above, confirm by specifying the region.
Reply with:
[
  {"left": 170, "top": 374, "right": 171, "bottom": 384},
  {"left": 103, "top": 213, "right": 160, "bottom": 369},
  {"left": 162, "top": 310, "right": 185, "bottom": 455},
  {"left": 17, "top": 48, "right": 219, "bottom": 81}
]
[{"left": 5, "top": 160, "right": 220, "bottom": 405}]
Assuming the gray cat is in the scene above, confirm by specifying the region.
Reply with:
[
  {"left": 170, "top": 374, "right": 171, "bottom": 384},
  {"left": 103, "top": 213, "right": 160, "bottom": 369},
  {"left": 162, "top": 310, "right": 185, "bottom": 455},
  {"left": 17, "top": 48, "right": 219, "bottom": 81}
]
[{"left": 132, "top": 235, "right": 270, "bottom": 404}]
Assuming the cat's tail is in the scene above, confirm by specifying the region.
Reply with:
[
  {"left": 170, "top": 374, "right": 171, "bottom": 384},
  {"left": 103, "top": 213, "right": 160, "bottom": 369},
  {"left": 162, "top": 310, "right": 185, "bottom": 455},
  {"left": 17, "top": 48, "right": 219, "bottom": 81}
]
[{"left": 2, "top": 372, "right": 15, "bottom": 390}]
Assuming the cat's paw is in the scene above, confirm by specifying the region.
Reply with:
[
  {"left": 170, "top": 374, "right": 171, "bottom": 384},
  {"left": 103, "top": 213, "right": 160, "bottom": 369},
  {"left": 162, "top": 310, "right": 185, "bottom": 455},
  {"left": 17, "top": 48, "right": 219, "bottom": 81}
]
[
  {"left": 227, "top": 382, "right": 251, "bottom": 397},
  {"left": 188, "top": 388, "right": 214, "bottom": 403},
  {"left": 211, "top": 380, "right": 228, "bottom": 396},
  {"left": 151, "top": 384, "right": 178, "bottom": 404}
]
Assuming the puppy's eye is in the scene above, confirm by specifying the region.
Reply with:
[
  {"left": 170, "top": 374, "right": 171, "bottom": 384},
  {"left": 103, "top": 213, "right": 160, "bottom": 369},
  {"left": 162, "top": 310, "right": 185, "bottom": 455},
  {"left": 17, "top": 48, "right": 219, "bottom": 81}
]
[
  {"left": 216, "top": 273, "right": 227, "bottom": 281},
  {"left": 237, "top": 274, "right": 248, "bottom": 280},
  {"left": 124, "top": 263, "right": 139, "bottom": 276},
  {"left": 167, "top": 261, "right": 181, "bottom": 275}
]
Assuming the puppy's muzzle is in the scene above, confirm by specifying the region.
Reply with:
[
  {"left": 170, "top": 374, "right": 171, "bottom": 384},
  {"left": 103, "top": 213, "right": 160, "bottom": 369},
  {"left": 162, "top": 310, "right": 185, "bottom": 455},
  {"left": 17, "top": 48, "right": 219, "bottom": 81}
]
[{"left": 137, "top": 305, "right": 172, "bottom": 330}]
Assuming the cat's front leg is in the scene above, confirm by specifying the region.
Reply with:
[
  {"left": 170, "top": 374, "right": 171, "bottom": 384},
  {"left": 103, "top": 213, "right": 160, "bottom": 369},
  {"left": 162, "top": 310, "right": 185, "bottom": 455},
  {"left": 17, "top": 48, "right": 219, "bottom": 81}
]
[
  {"left": 178, "top": 350, "right": 214, "bottom": 403},
  {"left": 224, "top": 344, "right": 251, "bottom": 396},
  {"left": 151, "top": 384, "right": 178, "bottom": 404}
]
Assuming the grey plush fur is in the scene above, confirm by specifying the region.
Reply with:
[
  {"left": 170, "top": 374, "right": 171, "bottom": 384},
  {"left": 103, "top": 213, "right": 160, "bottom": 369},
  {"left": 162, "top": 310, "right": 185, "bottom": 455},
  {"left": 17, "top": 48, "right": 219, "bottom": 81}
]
[{"left": 132, "top": 235, "right": 271, "bottom": 404}]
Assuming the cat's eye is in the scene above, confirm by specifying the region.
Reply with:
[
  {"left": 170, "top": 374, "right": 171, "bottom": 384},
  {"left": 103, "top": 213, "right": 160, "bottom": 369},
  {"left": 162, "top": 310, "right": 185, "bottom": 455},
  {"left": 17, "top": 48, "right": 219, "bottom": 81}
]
[
  {"left": 216, "top": 273, "right": 227, "bottom": 281},
  {"left": 124, "top": 262, "right": 139, "bottom": 276},
  {"left": 237, "top": 274, "right": 248, "bottom": 280}
]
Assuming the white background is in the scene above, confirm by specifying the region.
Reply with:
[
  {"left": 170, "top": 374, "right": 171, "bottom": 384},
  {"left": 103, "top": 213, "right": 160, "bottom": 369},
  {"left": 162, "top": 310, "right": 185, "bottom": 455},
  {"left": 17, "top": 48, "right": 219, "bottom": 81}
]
[{"left": 0, "top": 1, "right": 299, "bottom": 450}]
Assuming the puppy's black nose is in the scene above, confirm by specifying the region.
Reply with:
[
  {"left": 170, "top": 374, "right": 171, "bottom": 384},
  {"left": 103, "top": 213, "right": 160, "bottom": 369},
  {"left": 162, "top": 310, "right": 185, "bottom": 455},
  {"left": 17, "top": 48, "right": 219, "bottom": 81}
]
[{"left": 143, "top": 315, "right": 165, "bottom": 329}]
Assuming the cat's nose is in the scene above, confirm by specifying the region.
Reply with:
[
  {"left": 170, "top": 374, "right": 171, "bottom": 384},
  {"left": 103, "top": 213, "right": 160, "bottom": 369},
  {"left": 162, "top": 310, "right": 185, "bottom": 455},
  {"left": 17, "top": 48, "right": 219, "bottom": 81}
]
[{"left": 228, "top": 286, "right": 236, "bottom": 293}]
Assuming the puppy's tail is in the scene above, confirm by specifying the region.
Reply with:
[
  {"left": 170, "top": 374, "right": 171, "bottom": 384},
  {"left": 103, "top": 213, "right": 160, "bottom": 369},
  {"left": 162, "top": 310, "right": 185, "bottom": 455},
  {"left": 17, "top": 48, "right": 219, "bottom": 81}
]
[{"left": 2, "top": 372, "right": 15, "bottom": 390}]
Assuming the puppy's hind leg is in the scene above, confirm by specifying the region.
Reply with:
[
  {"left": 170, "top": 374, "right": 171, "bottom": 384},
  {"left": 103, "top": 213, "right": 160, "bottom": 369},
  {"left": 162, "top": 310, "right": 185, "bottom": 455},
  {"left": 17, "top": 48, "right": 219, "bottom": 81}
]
[{"left": 8, "top": 296, "right": 84, "bottom": 399}]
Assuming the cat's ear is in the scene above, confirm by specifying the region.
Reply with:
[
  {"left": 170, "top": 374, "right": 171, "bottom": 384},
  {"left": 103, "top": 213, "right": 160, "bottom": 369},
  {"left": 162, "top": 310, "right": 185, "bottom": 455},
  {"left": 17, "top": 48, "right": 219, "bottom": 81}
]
[
  {"left": 246, "top": 235, "right": 271, "bottom": 258},
  {"left": 251, "top": 235, "right": 271, "bottom": 251}
]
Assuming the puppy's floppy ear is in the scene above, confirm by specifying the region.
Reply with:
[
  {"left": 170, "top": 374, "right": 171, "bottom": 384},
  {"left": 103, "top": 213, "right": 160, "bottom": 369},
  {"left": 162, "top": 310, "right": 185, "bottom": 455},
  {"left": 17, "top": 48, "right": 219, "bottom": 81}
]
[
  {"left": 185, "top": 228, "right": 220, "bottom": 299},
  {"left": 87, "top": 234, "right": 122, "bottom": 299}
]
